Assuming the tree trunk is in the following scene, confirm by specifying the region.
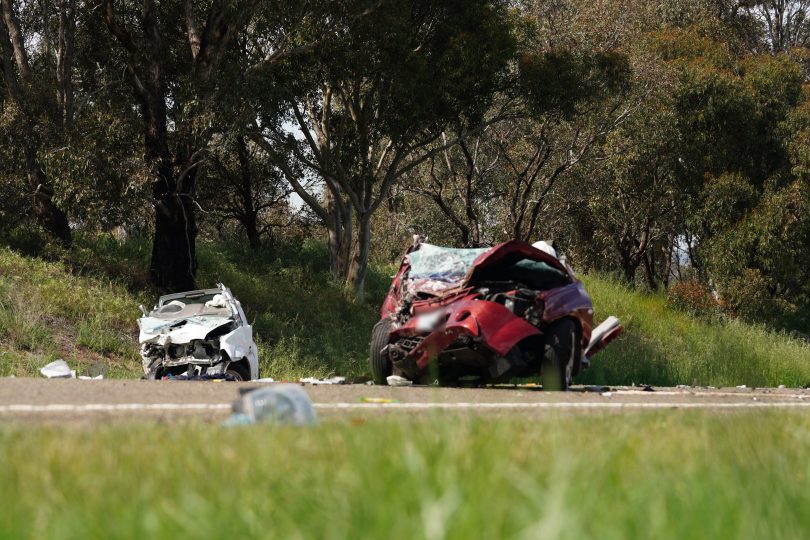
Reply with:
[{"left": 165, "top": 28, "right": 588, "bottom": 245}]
[
  {"left": 347, "top": 216, "right": 371, "bottom": 298},
  {"left": 642, "top": 250, "right": 658, "bottom": 290},
  {"left": 150, "top": 190, "right": 197, "bottom": 291},
  {"left": 244, "top": 215, "right": 261, "bottom": 250},
  {"left": 326, "top": 190, "right": 352, "bottom": 277},
  {"left": 29, "top": 167, "right": 71, "bottom": 246}
]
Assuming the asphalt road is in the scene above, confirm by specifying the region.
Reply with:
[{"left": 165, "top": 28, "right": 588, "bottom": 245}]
[{"left": 1, "top": 378, "right": 808, "bottom": 424}]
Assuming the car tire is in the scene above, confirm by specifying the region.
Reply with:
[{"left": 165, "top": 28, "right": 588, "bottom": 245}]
[
  {"left": 225, "top": 361, "right": 251, "bottom": 382},
  {"left": 541, "top": 318, "right": 577, "bottom": 391},
  {"left": 369, "top": 319, "right": 393, "bottom": 385}
]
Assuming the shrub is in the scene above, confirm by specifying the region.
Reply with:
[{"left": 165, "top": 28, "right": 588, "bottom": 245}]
[{"left": 666, "top": 280, "right": 720, "bottom": 317}]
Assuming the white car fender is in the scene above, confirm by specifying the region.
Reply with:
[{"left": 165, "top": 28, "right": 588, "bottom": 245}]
[{"left": 220, "top": 325, "right": 259, "bottom": 378}]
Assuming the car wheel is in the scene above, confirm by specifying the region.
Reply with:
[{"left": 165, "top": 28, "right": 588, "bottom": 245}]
[
  {"left": 225, "top": 361, "right": 251, "bottom": 382},
  {"left": 369, "top": 319, "right": 393, "bottom": 385},
  {"left": 541, "top": 318, "right": 577, "bottom": 391}
]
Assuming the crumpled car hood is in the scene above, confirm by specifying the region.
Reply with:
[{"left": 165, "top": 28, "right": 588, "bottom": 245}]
[{"left": 138, "top": 315, "right": 233, "bottom": 346}]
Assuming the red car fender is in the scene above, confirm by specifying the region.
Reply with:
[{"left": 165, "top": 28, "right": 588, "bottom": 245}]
[
  {"left": 538, "top": 281, "right": 594, "bottom": 349},
  {"left": 395, "top": 299, "right": 543, "bottom": 370}
]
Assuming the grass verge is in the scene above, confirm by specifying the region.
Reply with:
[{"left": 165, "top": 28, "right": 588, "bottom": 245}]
[
  {"left": 580, "top": 275, "right": 810, "bottom": 387},
  {"left": 1, "top": 410, "right": 808, "bottom": 539}
]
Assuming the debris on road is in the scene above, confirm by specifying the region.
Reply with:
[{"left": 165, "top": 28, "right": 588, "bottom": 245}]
[
  {"left": 224, "top": 384, "right": 316, "bottom": 426},
  {"left": 300, "top": 376, "right": 346, "bottom": 385},
  {"left": 40, "top": 359, "right": 75, "bottom": 379},
  {"left": 386, "top": 375, "right": 413, "bottom": 387},
  {"left": 582, "top": 385, "right": 611, "bottom": 393}
]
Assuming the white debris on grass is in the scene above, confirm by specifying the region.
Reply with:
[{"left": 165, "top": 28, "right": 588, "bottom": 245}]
[{"left": 40, "top": 359, "right": 75, "bottom": 379}]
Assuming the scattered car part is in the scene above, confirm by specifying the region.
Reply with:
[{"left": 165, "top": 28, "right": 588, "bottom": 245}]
[
  {"left": 40, "top": 359, "right": 75, "bottom": 379},
  {"left": 137, "top": 284, "right": 259, "bottom": 381}
]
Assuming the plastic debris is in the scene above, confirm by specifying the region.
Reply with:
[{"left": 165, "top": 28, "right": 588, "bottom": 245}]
[
  {"left": 361, "top": 397, "right": 398, "bottom": 404},
  {"left": 386, "top": 375, "right": 413, "bottom": 387},
  {"left": 78, "top": 374, "right": 104, "bottom": 380},
  {"left": 255, "top": 377, "right": 276, "bottom": 383},
  {"left": 224, "top": 384, "right": 317, "bottom": 426},
  {"left": 601, "top": 392, "right": 613, "bottom": 398},
  {"left": 736, "top": 385, "right": 748, "bottom": 389},
  {"left": 583, "top": 385, "right": 610, "bottom": 393},
  {"left": 300, "top": 376, "right": 346, "bottom": 385},
  {"left": 40, "top": 359, "right": 76, "bottom": 379},
  {"left": 778, "top": 385, "right": 786, "bottom": 389}
]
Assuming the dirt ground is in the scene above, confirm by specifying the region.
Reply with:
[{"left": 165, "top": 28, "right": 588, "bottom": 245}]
[{"left": 1, "top": 378, "right": 808, "bottom": 424}]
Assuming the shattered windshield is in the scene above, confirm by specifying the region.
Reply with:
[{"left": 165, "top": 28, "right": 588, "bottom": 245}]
[
  {"left": 158, "top": 290, "right": 220, "bottom": 307},
  {"left": 407, "top": 244, "right": 489, "bottom": 283}
]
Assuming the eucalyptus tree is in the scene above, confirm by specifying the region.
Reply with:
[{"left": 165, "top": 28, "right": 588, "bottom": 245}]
[
  {"left": 251, "top": 0, "right": 515, "bottom": 296},
  {"left": 101, "top": 0, "right": 263, "bottom": 290},
  {"left": 0, "top": 0, "right": 75, "bottom": 245}
]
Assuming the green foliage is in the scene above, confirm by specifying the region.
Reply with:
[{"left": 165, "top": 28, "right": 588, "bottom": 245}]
[
  {"left": 518, "top": 49, "right": 631, "bottom": 118},
  {"left": 706, "top": 180, "right": 810, "bottom": 322}
]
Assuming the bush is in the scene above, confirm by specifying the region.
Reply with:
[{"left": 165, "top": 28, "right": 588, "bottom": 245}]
[
  {"left": 720, "top": 268, "right": 778, "bottom": 322},
  {"left": 666, "top": 280, "right": 720, "bottom": 317}
]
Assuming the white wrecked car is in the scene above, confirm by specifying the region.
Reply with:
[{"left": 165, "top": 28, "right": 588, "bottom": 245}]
[{"left": 138, "top": 284, "right": 259, "bottom": 381}]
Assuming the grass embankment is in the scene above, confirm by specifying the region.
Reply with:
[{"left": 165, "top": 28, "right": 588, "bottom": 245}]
[
  {"left": 1, "top": 235, "right": 809, "bottom": 386},
  {"left": 1, "top": 411, "right": 808, "bottom": 539},
  {"left": 0, "top": 235, "right": 387, "bottom": 379},
  {"left": 580, "top": 276, "right": 810, "bottom": 388}
]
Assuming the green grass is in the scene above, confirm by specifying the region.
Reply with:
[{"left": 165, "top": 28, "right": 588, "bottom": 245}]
[
  {"left": 0, "top": 245, "right": 143, "bottom": 378},
  {"left": 1, "top": 411, "right": 808, "bottom": 539},
  {"left": 1, "top": 235, "right": 809, "bottom": 386},
  {"left": 580, "top": 275, "right": 810, "bottom": 388}
]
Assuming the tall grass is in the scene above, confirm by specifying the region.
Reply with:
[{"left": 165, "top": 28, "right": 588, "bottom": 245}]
[
  {"left": 580, "top": 275, "right": 810, "bottom": 387},
  {"left": 0, "top": 246, "right": 142, "bottom": 377},
  {"left": 1, "top": 411, "right": 808, "bottom": 539}
]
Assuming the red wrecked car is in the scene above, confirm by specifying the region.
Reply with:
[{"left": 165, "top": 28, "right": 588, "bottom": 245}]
[{"left": 369, "top": 238, "right": 622, "bottom": 389}]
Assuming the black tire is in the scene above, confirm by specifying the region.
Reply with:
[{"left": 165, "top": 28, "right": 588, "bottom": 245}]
[
  {"left": 541, "top": 318, "right": 578, "bottom": 391},
  {"left": 369, "top": 319, "right": 393, "bottom": 385},
  {"left": 225, "top": 361, "right": 251, "bottom": 382}
]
